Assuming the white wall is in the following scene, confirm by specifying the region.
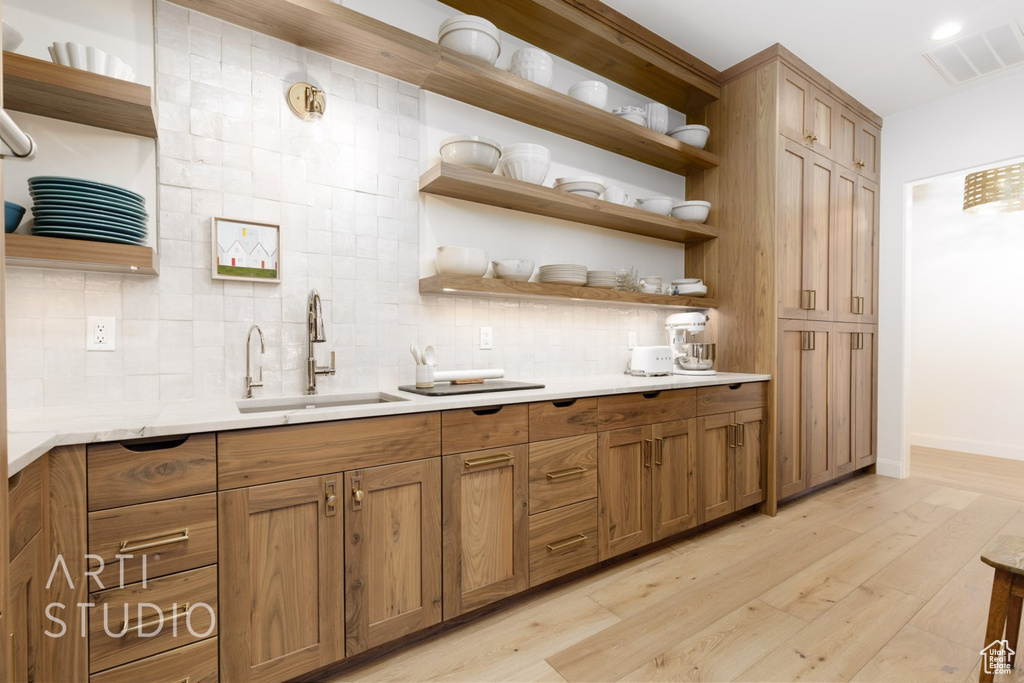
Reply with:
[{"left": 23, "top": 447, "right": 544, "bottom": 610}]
[
  {"left": 878, "top": 68, "right": 1024, "bottom": 477},
  {"left": 907, "top": 172, "right": 1024, "bottom": 461}
]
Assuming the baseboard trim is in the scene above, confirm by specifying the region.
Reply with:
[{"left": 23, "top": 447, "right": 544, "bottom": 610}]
[
  {"left": 874, "top": 459, "right": 904, "bottom": 478},
  {"left": 910, "top": 433, "right": 1024, "bottom": 463}
]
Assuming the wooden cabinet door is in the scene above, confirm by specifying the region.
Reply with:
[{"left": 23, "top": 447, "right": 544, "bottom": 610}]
[
  {"left": 808, "top": 86, "right": 838, "bottom": 159},
  {"left": 805, "top": 324, "right": 833, "bottom": 488},
  {"left": 219, "top": 475, "right": 345, "bottom": 683},
  {"left": 597, "top": 426, "right": 652, "bottom": 560},
  {"left": 853, "top": 176, "right": 879, "bottom": 323},
  {"left": 442, "top": 445, "right": 528, "bottom": 618},
  {"left": 832, "top": 324, "right": 857, "bottom": 477},
  {"left": 835, "top": 107, "right": 858, "bottom": 172},
  {"left": 778, "top": 65, "right": 812, "bottom": 147},
  {"left": 345, "top": 459, "right": 441, "bottom": 655},
  {"left": 9, "top": 533, "right": 42, "bottom": 683},
  {"left": 735, "top": 408, "right": 767, "bottom": 508},
  {"left": 804, "top": 151, "right": 834, "bottom": 321},
  {"left": 778, "top": 321, "right": 832, "bottom": 498},
  {"left": 651, "top": 419, "right": 697, "bottom": 540},
  {"left": 697, "top": 414, "right": 734, "bottom": 524},
  {"left": 854, "top": 326, "right": 878, "bottom": 469},
  {"left": 854, "top": 118, "right": 880, "bottom": 182}
]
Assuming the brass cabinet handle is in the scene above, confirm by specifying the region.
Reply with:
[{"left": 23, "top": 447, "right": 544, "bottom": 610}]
[
  {"left": 654, "top": 437, "right": 664, "bottom": 466},
  {"left": 546, "top": 466, "right": 588, "bottom": 480},
  {"left": 325, "top": 479, "right": 338, "bottom": 516},
  {"left": 737, "top": 423, "right": 745, "bottom": 447},
  {"left": 643, "top": 439, "right": 653, "bottom": 468},
  {"left": 465, "top": 453, "right": 514, "bottom": 468},
  {"left": 801, "top": 289, "right": 817, "bottom": 310},
  {"left": 855, "top": 159, "right": 865, "bottom": 168},
  {"left": 853, "top": 295, "right": 865, "bottom": 315},
  {"left": 801, "top": 331, "right": 817, "bottom": 352},
  {"left": 546, "top": 533, "right": 588, "bottom": 551},
  {"left": 119, "top": 528, "right": 189, "bottom": 554},
  {"left": 122, "top": 602, "right": 190, "bottom": 633},
  {"left": 728, "top": 424, "right": 736, "bottom": 449},
  {"left": 351, "top": 489, "right": 363, "bottom": 502}
]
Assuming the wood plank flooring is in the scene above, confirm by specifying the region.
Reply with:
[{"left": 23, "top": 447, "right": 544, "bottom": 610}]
[{"left": 326, "top": 451, "right": 1024, "bottom": 682}]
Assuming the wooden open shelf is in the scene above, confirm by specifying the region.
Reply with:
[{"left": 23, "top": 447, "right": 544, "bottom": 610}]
[
  {"left": 420, "top": 274, "right": 717, "bottom": 309},
  {"left": 438, "top": 0, "right": 720, "bottom": 115},
  {"left": 3, "top": 52, "right": 157, "bottom": 138},
  {"left": 421, "top": 163, "right": 717, "bottom": 244},
  {"left": 5, "top": 234, "right": 157, "bottom": 275},
  {"left": 167, "top": 0, "right": 717, "bottom": 176}
]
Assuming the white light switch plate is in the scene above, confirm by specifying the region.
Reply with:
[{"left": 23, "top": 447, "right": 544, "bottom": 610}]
[
  {"left": 480, "top": 326, "right": 493, "bottom": 350},
  {"left": 87, "top": 316, "right": 116, "bottom": 351}
]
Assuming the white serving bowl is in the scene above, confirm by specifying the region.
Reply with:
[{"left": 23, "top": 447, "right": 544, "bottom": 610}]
[
  {"left": 492, "top": 258, "right": 535, "bottom": 281},
  {"left": 436, "top": 246, "right": 488, "bottom": 276},
  {"left": 568, "top": 80, "right": 608, "bottom": 109},
  {"left": 635, "top": 196, "right": 674, "bottom": 215},
  {"left": 645, "top": 102, "right": 669, "bottom": 134},
  {"left": 439, "top": 135, "right": 502, "bottom": 172},
  {"left": 3, "top": 21, "right": 24, "bottom": 52},
  {"left": 554, "top": 176, "right": 605, "bottom": 198},
  {"left": 612, "top": 106, "right": 647, "bottom": 126},
  {"left": 438, "top": 15, "right": 501, "bottom": 65},
  {"left": 510, "top": 48, "right": 553, "bottom": 88},
  {"left": 667, "top": 124, "right": 710, "bottom": 149},
  {"left": 671, "top": 200, "right": 711, "bottom": 223},
  {"left": 500, "top": 144, "right": 550, "bottom": 185}
]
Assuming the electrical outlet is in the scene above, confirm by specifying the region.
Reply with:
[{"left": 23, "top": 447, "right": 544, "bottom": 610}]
[
  {"left": 628, "top": 331, "right": 637, "bottom": 350},
  {"left": 87, "top": 316, "right": 116, "bottom": 352},
  {"left": 480, "top": 326, "right": 493, "bottom": 350}
]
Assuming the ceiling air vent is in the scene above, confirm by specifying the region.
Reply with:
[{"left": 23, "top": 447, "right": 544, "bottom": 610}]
[{"left": 924, "top": 19, "right": 1024, "bottom": 86}]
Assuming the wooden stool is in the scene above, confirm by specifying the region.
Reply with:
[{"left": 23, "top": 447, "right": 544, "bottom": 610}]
[{"left": 981, "top": 536, "right": 1024, "bottom": 682}]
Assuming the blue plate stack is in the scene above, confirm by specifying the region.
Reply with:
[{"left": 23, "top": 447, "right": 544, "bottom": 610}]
[{"left": 28, "top": 176, "right": 148, "bottom": 246}]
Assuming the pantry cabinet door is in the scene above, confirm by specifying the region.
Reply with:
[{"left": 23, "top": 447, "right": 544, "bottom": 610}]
[
  {"left": 735, "top": 408, "right": 767, "bottom": 509},
  {"left": 651, "top": 419, "right": 698, "bottom": 540},
  {"left": 697, "top": 413, "right": 734, "bottom": 524},
  {"left": 804, "top": 324, "right": 833, "bottom": 488},
  {"left": 778, "top": 140, "right": 811, "bottom": 320},
  {"left": 853, "top": 176, "right": 879, "bottom": 323},
  {"left": 854, "top": 326, "right": 878, "bottom": 469},
  {"left": 597, "top": 426, "right": 652, "bottom": 560},
  {"left": 832, "top": 324, "right": 857, "bottom": 477}
]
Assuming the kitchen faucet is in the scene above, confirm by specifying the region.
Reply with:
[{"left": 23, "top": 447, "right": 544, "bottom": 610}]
[
  {"left": 306, "top": 289, "right": 336, "bottom": 394},
  {"left": 244, "top": 324, "right": 265, "bottom": 398}
]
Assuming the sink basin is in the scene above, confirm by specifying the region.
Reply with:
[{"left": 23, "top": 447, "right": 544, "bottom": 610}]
[{"left": 236, "top": 391, "right": 408, "bottom": 414}]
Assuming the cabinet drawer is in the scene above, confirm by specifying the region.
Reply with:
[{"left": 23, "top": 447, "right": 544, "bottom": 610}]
[
  {"left": 90, "top": 637, "right": 218, "bottom": 683},
  {"left": 529, "top": 435, "right": 597, "bottom": 514},
  {"left": 529, "top": 499, "right": 598, "bottom": 587},
  {"left": 597, "top": 389, "right": 696, "bottom": 430},
  {"left": 88, "top": 434, "right": 216, "bottom": 511},
  {"left": 697, "top": 382, "right": 768, "bottom": 416},
  {"left": 89, "top": 566, "right": 218, "bottom": 673},
  {"left": 8, "top": 457, "right": 44, "bottom": 558},
  {"left": 529, "top": 397, "right": 597, "bottom": 441},
  {"left": 442, "top": 403, "right": 529, "bottom": 455},
  {"left": 88, "top": 493, "right": 217, "bottom": 587}
]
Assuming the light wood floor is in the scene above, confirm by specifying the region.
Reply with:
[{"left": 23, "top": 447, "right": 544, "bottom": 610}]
[{"left": 328, "top": 451, "right": 1024, "bottom": 682}]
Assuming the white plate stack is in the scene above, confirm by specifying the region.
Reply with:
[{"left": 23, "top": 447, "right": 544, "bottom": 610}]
[
  {"left": 585, "top": 270, "right": 616, "bottom": 288},
  {"left": 539, "top": 263, "right": 587, "bottom": 286}
]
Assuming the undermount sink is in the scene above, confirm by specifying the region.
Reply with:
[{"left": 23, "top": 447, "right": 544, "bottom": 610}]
[{"left": 236, "top": 391, "right": 408, "bottom": 414}]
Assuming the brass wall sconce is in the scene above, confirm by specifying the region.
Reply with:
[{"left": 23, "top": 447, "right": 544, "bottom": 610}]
[
  {"left": 964, "top": 162, "right": 1024, "bottom": 214},
  {"left": 287, "top": 82, "right": 326, "bottom": 121}
]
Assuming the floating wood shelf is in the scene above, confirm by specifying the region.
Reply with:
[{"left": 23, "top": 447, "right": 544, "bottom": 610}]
[
  {"left": 167, "top": 0, "right": 718, "bottom": 176},
  {"left": 438, "top": 0, "right": 720, "bottom": 115},
  {"left": 420, "top": 274, "right": 717, "bottom": 309},
  {"left": 5, "top": 234, "right": 157, "bottom": 275},
  {"left": 421, "top": 163, "right": 717, "bottom": 244},
  {"left": 3, "top": 52, "right": 157, "bottom": 138}
]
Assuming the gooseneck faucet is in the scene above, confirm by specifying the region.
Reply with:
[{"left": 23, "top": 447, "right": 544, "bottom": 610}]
[
  {"left": 244, "top": 324, "right": 265, "bottom": 398},
  {"left": 306, "top": 289, "right": 336, "bottom": 395}
]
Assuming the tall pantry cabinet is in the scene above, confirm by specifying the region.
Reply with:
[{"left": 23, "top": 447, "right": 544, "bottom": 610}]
[{"left": 714, "top": 46, "right": 880, "bottom": 509}]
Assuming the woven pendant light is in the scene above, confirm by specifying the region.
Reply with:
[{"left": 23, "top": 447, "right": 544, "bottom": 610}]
[{"left": 963, "top": 163, "right": 1024, "bottom": 214}]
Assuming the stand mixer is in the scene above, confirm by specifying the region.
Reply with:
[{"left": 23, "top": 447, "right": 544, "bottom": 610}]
[{"left": 665, "top": 311, "right": 716, "bottom": 375}]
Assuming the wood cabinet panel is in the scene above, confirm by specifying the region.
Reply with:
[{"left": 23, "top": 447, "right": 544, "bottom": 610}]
[
  {"left": 652, "top": 419, "right": 698, "bottom": 539},
  {"left": 88, "top": 493, "right": 217, "bottom": 587},
  {"left": 217, "top": 412, "right": 441, "bottom": 489},
  {"left": 89, "top": 637, "right": 218, "bottom": 683},
  {"left": 528, "top": 435, "right": 598, "bottom": 514},
  {"left": 529, "top": 499, "right": 598, "bottom": 587},
  {"left": 835, "top": 108, "right": 858, "bottom": 172},
  {"left": 855, "top": 118, "right": 880, "bottom": 182},
  {"left": 88, "top": 566, "right": 217, "bottom": 673},
  {"left": 735, "top": 408, "right": 767, "bottom": 508},
  {"left": 778, "top": 64, "right": 811, "bottom": 147},
  {"left": 87, "top": 434, "right": 216, "bottom": 511},
  {"left": 597, "top": 426, "right": 651, "bottom": 559},
  {"left": 528, "top": 397, "right": 598, "bottom": 441},
  {"left": 805, "top": 326, "right": 832, "bottom": 488},
  {"left": 697, "top": 413, "right": 734, "bottom": 523},
  {"left": 696, "top": 381, "right": 767, "bottom": 416},
  {"left": 778, "top": 321, "right": 831, "bottom": 498},
  {"left": 778, "top": 140, "right": 808, "bottom": 319},
  {"left": 8, "top": 457, "right": 44, "bottom": 559},
  {"left": 805, "top": 152, "right": 834, "bottom": 321},
  {"left": 833, "top": 167, "right": 857, "bottom": 322},
  {"left": 854, "top": 327, "right": 878, "bottom": 469},
  {"left": 596, "top": 389, "right": 695, "bottom": 431},
  {"left": 809, "top": 86, "right": 838, "bottom": 158},
  {"left": 833, "top": 327, "right": 856, "bottom": 476},
  {"left": 442, "top": 445, "right": 529, "bottom": 617},
  {"left": 442, "top": 404, "right": 529, "bottom": 455},
  {"left": 219, "top": 474, "right": 345, "bottom": 683},
  {"left": 9, "top": 533, "right": 43, "bottom": 683},
  {"left": 345, "top": 459, "right": 442, "bottom": 655},
  {"left": 853, "top": 177, "right": 879, "bottom": 322}
]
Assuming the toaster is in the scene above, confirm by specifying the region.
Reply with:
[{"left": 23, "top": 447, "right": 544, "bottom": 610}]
[{"left": 629, "top": 345, "right": 674, "bottom": 377}]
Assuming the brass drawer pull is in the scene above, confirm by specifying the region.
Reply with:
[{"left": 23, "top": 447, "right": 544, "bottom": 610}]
[
  {"left": 547, "top": 533, "right": 588, "bottom": 551},
  {"left": 643, "top": 439, "right": 653, "bottom": 468},
  {"left": 801, "top": 289, "right": 817, "bottom": 310},
  {"left": 853, "top": 296, "right": 865, "bottom": 315},
  {"left": 737, "top": 423, "right": 746, "bottom": 447},
  {"left": 465, "top": 453, "right": 514, "bottom": 468},
  {"left": 123, "top": 602, "right": 190, "bottom": 633},
  {"left": 119, "top": 528, "right": 190, "bottom": 553},
  {"left": 654, "top": 437, "right": 664, "bottom": 466},
  {"left": 546, "top": 466, "right": 588, "bottom": 480},
  {"left": 728, "top": 424, "right": 737, "bottom": 449}
]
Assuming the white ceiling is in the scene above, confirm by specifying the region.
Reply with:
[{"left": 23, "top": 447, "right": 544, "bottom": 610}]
[{"left": 603, "top": 0, "right": 1024, "bottom": 118}]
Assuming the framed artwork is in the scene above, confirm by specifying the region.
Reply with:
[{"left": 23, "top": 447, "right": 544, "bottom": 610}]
[{"left": 211, "top": 217, "right": 281, "bottom": 283}]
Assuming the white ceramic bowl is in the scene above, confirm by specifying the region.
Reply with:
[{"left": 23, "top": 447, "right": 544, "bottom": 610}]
[
  {"left": 671, "top": 200, "right": 711, "bottom": 223},
  {"left": 500, "top": 144, "right": 550, "bottom": 185},
  {"left": 438, "top": 15, "right": 501, "bottom": 65},
  {"left": 645, "top": 102, "right": 669, "bottom": 134},
  {"left": 635, "top": 196, "right": 674, "bottom": 215},
  {"left": 568, "top": 80, "right": 608, "bottom": 109},
  {"left": 555, "top": 177, "right": 605, "bottom": 198},
  {"left": 436, "top": 246, "right": 488, "bottom": 276},
  {"left": 612, "top": 106, "right": 647, "bottom": 126},
  {"left": 510, "top": 48, "right": 554, "bottom": 87},
  {"left": 492, "top": 258, "right": 535, "bottom": 281},
  {"left": 439, "top": 135, "right": 502, "bottom": 172},
  {"left": 3, "top": 21, "right": 24, "bottom": 52},
  {"left": 667, "top": 124, "right": 710, "bottom": 149}
]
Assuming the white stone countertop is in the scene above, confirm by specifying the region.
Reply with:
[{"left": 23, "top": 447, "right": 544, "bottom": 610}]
[{"left": 6, "top": 372, "right": 770, "bottom": 476}]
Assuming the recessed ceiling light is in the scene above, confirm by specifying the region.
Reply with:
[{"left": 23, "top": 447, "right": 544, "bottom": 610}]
[{"left": 931, "top": 22, "right": 963, "bottom": 41}]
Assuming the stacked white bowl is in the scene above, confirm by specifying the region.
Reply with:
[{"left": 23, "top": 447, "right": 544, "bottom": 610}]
[
  {"left": 438, "top": 15, "right": 501, "bottom": 65},
  {"left": 568, "top": 80, "right": 608, "bottom": 109},
  {"left": 500, "top": 143, "right": 550, "bottom": 185},
  {"left": 645, "top": 103, "right": 669, "bottom": 134},
  {"left": 668, "top": 124, "right": 710, "bottom": 149},
  {"left": 671, "top": 200, "right": 711, "bottom": 223},
  {"left": 539, "top": 264, "right": 588, "bottom": 286},
  {"left": 510, "top": 48, "right": 554, "bottom": 88},
  {"left": 439, "top": 135, "right": 502, "bottom": 172},
  {"left": 586, "top": 270, "right": 616, "bottom": 288},
  {"left": 554, "top": 177, "right": 605, "bottom": 199},
  {"left": 612, "top": 106, "right": 647, "bottom": 126}
]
